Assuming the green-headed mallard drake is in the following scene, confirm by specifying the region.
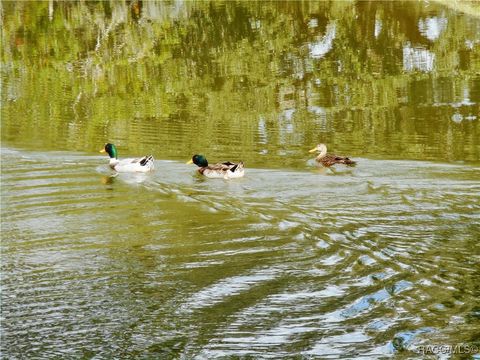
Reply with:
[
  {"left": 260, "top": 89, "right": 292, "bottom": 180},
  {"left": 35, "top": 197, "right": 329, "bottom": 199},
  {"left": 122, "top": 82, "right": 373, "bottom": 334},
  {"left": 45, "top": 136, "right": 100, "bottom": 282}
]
[
  {"left": 186, "top": 154, "right": 244, "bottom": 179},
  {"left": 309, "top": 144, "right": 356, "bottom": 166},
  {"left": 100, "top": 143, "right": 154, "bottom": 173}
]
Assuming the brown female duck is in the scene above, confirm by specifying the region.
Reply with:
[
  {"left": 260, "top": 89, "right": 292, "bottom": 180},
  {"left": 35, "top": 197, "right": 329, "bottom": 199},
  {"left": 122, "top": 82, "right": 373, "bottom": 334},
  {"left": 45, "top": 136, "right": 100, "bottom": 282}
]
[{"left": 309, "top": 144, "right": 356, "bottom": 166}]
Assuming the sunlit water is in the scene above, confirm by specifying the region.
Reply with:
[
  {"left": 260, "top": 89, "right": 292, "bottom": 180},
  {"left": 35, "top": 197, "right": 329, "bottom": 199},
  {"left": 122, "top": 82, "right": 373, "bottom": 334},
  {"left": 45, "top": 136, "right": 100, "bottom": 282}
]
[
  {"left": 2, "top": 148, "right": 479, "bottom": 358},
  {"left": 2, "top": 1, "right": 480, "bottom": 358}
]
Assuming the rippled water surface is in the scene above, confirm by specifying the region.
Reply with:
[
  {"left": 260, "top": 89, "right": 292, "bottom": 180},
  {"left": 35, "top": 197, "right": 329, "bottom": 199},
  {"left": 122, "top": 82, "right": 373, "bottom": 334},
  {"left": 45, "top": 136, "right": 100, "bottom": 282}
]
[
  {"left": 2, "top": 1, "right": 480, "bottom": 358},
  {"left": 2, "top": 148, "right": 480, "bottom": 358}
]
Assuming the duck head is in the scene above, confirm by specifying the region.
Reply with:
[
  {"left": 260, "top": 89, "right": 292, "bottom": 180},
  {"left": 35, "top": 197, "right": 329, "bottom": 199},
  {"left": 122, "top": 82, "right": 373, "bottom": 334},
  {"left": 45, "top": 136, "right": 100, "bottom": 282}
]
[
  {"left": 309, "top": 143, "right": 327, "bottom": 156},
  {"left": 100, "top": 143, "right": 118, "bottom": 159},
  {"left": 186, "top": 154, "right": 209, "bottom": 167}
]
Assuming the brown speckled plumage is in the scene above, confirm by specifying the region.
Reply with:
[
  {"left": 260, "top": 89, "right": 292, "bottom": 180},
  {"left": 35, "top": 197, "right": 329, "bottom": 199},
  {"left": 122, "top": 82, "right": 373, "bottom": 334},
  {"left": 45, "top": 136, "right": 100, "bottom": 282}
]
[
  {"left": 316, "top": 153, "right": 356, "bottom": 167},
  {"left": 309, "top": 144, "right": 356, "bottom": 167}
]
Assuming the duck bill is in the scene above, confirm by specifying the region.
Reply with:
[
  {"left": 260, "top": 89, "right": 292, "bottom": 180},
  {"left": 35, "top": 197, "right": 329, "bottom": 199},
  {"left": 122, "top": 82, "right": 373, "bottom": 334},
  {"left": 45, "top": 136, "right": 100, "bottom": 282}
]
[
  {"left": 308, "top": 147, "right": 317, "bottom": 153},
  {"left": 186, "top": 159, "right": 193, "bottom": 164},
  {"left": 99, "top": 149, "right": 106, "bottom": 153}
]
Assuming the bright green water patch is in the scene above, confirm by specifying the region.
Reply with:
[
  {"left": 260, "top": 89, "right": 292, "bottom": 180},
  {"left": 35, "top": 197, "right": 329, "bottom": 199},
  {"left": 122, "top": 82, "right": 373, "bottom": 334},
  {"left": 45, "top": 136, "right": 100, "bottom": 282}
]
[{"left": 1, "top": 1, "right": 479, "bottom": 165}]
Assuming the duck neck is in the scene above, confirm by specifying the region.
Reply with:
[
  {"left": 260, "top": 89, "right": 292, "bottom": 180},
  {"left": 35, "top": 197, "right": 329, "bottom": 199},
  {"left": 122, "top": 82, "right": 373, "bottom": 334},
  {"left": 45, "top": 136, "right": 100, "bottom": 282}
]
[
  {"left": 109, "top": 158, "right": 119, "bottom": 166},
  {"left": 316, "top": 149, "right": 327, "bottom": 160},
  {"left": 108, "top": 147, "right": 118, "bottom": 159}
]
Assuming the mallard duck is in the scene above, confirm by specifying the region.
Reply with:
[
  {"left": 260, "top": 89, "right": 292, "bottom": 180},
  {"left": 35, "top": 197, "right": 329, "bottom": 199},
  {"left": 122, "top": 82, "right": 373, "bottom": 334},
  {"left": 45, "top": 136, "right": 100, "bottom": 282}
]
[
  {"left": 309, "top": 144, "right": 356, "bottom": 166},
  {"left": 186, "top": 154, "right": 245, "bottom": 179},
  {"left": 100, "top": 143, "right": 154, "bottom": 173}
]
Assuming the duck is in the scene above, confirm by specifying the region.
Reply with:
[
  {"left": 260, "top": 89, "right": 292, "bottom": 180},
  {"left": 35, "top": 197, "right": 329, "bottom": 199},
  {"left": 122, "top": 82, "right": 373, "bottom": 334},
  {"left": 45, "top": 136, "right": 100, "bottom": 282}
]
[
  {"left": 100, "top": 143, "right": 154, "bottom": 173},
  {"left": 186, "top": 154, "right": 245, "bottom": 179},
  {"left": 309, "top": 143, "right": 356, "bottom": 166}
]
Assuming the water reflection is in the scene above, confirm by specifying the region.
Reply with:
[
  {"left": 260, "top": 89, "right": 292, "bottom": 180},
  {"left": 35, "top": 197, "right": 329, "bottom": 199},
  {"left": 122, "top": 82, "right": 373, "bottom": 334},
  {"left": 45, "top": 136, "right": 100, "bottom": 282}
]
[
  {"left": 1, "top": 1, "right": 479, "bottom": 163},
  {"left": 418, "top": 16, "right": 448, "bottom": 41},
  {"left": 100, "top": 174, "right": 116, "bottom": 186},
  {"left": 403, "top": 43, "right": 435, "bottom": 72},
  {"left": 308, "top": 22, "right": 336, "bottom": 59}
]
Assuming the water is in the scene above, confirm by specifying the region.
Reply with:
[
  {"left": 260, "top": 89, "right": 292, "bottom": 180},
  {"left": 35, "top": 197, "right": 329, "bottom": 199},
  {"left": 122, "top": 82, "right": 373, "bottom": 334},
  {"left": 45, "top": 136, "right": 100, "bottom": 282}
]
[{"left": 2, "top": 1, "right": 480, "bottom": 358}]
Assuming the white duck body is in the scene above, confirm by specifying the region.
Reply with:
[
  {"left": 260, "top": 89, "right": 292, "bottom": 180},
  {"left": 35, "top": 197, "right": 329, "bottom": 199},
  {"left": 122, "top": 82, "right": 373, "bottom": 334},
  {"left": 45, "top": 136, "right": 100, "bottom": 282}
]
[
  {"left": 109, "top": 155, "right": 154, "bottom": 173},
  {"left": 101, "top": 143, "right": 154, "bottom": 173}
]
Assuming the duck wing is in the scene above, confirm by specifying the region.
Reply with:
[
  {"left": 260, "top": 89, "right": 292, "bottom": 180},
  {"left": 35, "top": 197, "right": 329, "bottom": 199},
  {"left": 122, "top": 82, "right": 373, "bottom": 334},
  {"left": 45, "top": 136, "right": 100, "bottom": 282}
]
[
  {"left": 320, "top": 154, "right": 356, "bottom": 166},
  {"left": 199, "top": 161, "right": 245, "bottom": 178},
  {"left": 221, "top": 161, "right": 236, "bottom": 166},
  {"left": 114, "top": 155, "right": 155, "bottom": 172},
  {"left": 216, "top": 161, "right": 244, "bottom": 172}
]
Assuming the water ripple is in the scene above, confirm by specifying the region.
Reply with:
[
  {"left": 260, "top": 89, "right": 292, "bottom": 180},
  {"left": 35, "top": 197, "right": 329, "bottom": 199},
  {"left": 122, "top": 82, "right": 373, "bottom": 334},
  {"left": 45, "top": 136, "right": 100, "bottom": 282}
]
[{"left": 2, "top": 148, "right": 479, "bottom": 358}]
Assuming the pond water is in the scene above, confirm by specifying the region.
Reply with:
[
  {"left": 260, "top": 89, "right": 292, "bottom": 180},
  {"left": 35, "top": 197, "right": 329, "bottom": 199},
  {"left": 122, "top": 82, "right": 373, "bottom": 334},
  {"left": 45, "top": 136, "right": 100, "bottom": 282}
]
[{"left": 1, "top": 1, "right": 480, "bottom": 358}]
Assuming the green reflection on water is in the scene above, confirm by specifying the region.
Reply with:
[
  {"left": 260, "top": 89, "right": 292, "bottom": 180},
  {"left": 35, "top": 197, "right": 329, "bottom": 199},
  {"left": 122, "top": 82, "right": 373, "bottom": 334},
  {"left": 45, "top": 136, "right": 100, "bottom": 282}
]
[{"left": 1, "top": 1, "right": 479, "bottom": 165}]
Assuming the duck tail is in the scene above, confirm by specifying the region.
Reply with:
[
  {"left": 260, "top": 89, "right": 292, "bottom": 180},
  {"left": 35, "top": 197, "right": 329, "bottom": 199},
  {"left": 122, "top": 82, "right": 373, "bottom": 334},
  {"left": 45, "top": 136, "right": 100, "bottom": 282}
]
[
  {"left": 343, "top": 157, "right": 356, "bottom": 166},
  {"left": 140, "top": 155, "right": 154, "bottom": 167},
  {"left": 230, "top": 161, "right": 244, "bottom": 172}
]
